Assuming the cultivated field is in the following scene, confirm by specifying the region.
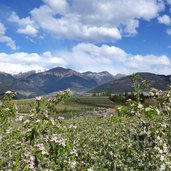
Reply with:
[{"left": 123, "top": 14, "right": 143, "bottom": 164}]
[
  {"left": 16, "top": 96, "right": 115, "bottom": 118},
  {"left": 0, "top": 88, "right": 171, "bottom": 170}
]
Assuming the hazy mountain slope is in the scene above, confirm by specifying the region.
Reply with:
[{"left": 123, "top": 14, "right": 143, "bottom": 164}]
[
  {"left": 0, "top": 72, "right": 44, "bottom": 97},
  {"left": 92, "top": 73, "right": 171, "bottom": 93},
  {"left": 82, "top": 71, "right": 115, "bottom": 85},
  {"left": 27, "top": 67, "right": 97, "bottom": 93},
  {"left": 13, "top": 70, "right": 36, "bottom": 79},
  {"left": 2, "top": 68, "right": 169, "bottom": 98}
]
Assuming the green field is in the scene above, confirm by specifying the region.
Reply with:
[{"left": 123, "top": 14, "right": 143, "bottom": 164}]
[
  {"left": 16, "top": 96, "right": 115, "bottom": 118},
  {"left": 1, "top": 90, "right": 171, "bottom": 170}
]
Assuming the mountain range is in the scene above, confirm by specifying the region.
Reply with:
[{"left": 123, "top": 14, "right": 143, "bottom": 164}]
[
  {"left": 0, "top": 67, "right": 170, "bottom": 98},
  {"left": 92, "top": 72, "right": 171, "bottom": 93},
  {"left": 0, "top": 67, "right": 120, "bottom": 98}
]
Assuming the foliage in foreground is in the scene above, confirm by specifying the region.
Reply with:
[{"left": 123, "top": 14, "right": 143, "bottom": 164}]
[{"left": 0, "top": 76, "right": 171, "bottom": 170}]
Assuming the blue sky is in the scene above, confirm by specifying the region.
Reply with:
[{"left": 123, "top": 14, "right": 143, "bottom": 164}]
[{"left": 0, "top": 0, "right": 171, "bottom": 74}]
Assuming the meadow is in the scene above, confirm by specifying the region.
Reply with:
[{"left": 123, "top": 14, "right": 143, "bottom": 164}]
[
  {"left": 0, "top": 82, "right": 171, "bottom": 170},
  {"left": 16, "top": 96, "right": 115, "bottom": 118}
]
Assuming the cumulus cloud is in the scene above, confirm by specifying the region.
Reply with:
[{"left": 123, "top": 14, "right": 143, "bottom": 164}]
[
  {"left": 158, "top": 15, "right": 171, "bottom": 25},
  {"left": 123, "top": 19, "right": 139, "bottom": 35},
  {"left": 8, "top": 0, "right": 164, "bottom": 42},
  {"left": 17, "top": 25, "right": 38, "bottom": 36},
  {"left": 0, "top": 51, "right": 66, "bottom": 74},
  {"left": 0, "top": 43, "right": 171, "bottom": 75},
  {"left": 62, "top": 43, "right": 171, "bottom": 75},
  {"left": 126, "top": 55, "right": 170, "bottom": 72},
  {"left": 8, "top": 12, "right": 38, "bottom": 37},
  {"left": 43, "top": 0, "right": 68, "bottom": 14},
  {"left": 0, "top": 23, "right": 16, "bottom": 50}
]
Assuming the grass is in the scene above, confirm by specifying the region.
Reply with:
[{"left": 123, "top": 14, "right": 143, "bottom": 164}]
[{"left": 15, "top": 96, "right": 115, "bottom": 116}]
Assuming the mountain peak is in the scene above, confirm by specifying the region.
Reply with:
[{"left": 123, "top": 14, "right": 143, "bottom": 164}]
[
  {"left": 13, "top": 70, "right": 36, "bottom": 79},
  {"left": 48, "top": 67, "right": 72, "bottom": 73}
]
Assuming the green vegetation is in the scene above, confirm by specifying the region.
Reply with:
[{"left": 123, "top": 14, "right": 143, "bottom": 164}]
[
  {"left": 16, "top": 96, "right": 115, "bottom": 115},
  {"left": 0, "top": 77, "right": 171, "bottom": 170}
]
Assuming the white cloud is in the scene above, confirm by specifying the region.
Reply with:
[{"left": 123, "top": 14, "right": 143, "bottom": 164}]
[
  {"left": 43, "top": 0, "right": 68, "bottom": 14},
  {"left": 0, "top": 51, "right": 66, "bottom": 74},
  {"left": 8, "top": 12, "right": 38, "bottom": 37},
  {"left": 167, "top": 0, "right": 171, "bottom": 5},
  {"left": 126, "top": 55, "right": 170, "bottom": 71},
  {"left": 0, "top": 43, "right": 171, "bottom": 75},
  {"left": 158, "top": 15, "right": 171, "bottom": 25},
  {"left": 166, "top": 28, "right": 171, "bottom": 35},
  {"left": 8, "top": 0, "right": 164, "bottom": 42},
  {"left": 30, "top": 5, "right": 121, "bottom": 42},
  {"left": 0, "top": 23, "right": 16, "bottom": 50},
  {"left": 8, "top": 12, "right": 34, "bottom": 26},
  {"left": 17, "top": 25, "right": 38, "bottom": 36},
  {"left": 62, "top": 43, "right": 171, "bottom": 75},
  {"left": 123, "top": 19, "right": 139, "bottom": 35}
]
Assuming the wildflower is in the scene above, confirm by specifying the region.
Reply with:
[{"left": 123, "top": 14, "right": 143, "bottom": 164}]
[
  {"left": 135, "top": 112, "right": 140, "bottom": 116},
  {"left": 6, "top": 129, "right": 11, "bottom": 134},
  {"left": 26, "top": 128, "right": 32, "bottom": 133},
  {"left": 35, "top": 96, "right": 42, "bottom": 101},
  {"left": 131, "top": 110, "right": 135, "bottom": 114},
  {"left": 160, "top": 164, "right": 166, "bottom": 171},
  {"left": 127, "top": 99, "right": 132, "bottom": 102},
  {"left": 16, "top": 115, "right": 24, "bottom": 121},
  {"left": 145, "top": 107, "right": 151, "bottom": 112},
  {"left": 50, "top": 117, "right": 55, "bottom": 125},
  {"left": 57, "top": 138, "right": 67, "bottom": 147},
  {"left": 156, "top": 108, "right": 160, "bottom": 115},
  {"left": 70, "top": 161, "right": 76, "bottom": 170},
  {"left": 5, "top": 90, "right": 13, "bottom": 94},
  {"left": 30, "top": 113, "right": 34, "bottom": 117},
  {"left": 137, "top": 103, "right": 143, "bottom": 109},
  {"left": 117, "top": 106, "right": 122, "bottom": 110},
  {"left": 161, "top": 123, "right": 168, "bottom": 128},
  {"left": 160, "top": 155, "right": 165, "bottom": 161},
  {"left": 163, "top": 143, "right": 168, "bottom": 153},
  {"left": 149, "top": 92, "right": 154, "bottom": 96},
  {"left": 69, "top": 124, "right": 77, "bottom": 129},
  {"left": 87, "top": 168, "right": 94, "bottom": 171},
  {"left": 70, "top": 148, "right": 78, "bottom": 156},
  {"left": 24, "top": 119, "right": 30, "bottom": 124},
  {"left": 58, "top": 116, "right": 64, "bottom": 120},
  {"left": 36, "top": 143, "right": 49, "bottom": 155},
  {"left": 35, "top": 119, "right": 41, "bottom": 123},
  {"left": 28, "top": 163, "right": 35, "bottom": 170},
  {"left": 37, "top": 143, "right": 45, "bottom": 151},
  {"left": 109, "top": 151, "right": 113, "bottom": 156},
  {"left": 51, "top": 134, "right": 67, "bottom": 147},
  {"left": 81, "top": 161, "right": 86, "bottom": 165},
  {"left": 4, "top": 108, "right": 10, "bottom": 112},
  {"left": 66, "top": 88, "right": 71, "bottom": 93},
  {"left": 44, "top": 110, "right": 49, "bottom": 117}
]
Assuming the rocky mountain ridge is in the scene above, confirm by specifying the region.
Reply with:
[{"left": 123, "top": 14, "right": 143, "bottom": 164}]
[{"left": 0, "top": 67, "right": 121, "bottom": 98}]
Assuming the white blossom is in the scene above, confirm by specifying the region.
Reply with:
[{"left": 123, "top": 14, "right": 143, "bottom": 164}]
[
  {"left": 5, "top": 90, "right": 13, "bottom": 94},
  {"left": 35, "top": 96, "right": 42, "bottom": 101},
  {"left": 70, "top": 161, "right": 76, "bottom": 170},
  {"left": 58, "top": 116, "right": 64, "bottom": 120},
  {"left": 160, "top": 164, "right": 166, "bottom": 171}
]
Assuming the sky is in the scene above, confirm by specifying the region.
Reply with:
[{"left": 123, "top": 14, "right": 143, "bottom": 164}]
[{"left": 1, "top": 0, "right": 171, "bottom": 75}]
